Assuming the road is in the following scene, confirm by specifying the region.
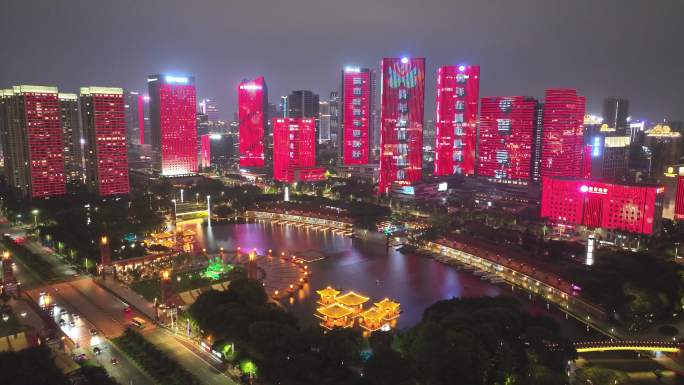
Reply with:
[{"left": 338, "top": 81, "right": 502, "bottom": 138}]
[
  {"left": 144, "top": 328, "right": 237, "bottom": 385},
  {"left": 577, "top": 352, "right": 678, "bottom": 384}
]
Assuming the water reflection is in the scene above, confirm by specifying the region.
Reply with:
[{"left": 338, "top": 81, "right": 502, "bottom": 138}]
[{"left": 181, "top": 221, "right": 589, "bottom": 337}]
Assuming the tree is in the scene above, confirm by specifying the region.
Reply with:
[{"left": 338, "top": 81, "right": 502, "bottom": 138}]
[{"left": 575, "top": 367, "right": 630, "bottom": 385}]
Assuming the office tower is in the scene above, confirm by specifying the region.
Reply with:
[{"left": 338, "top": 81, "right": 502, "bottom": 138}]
[
  {"left": 58, "top": 93, "right": 83, "bottom": 185},
  {"left": 199, "top": 98, "right": 219, "bottom": 123},
  {"left": 124, "top": 91, "right": 144, "bottom": 146},
  {"left": 423, "top": 119, "right": 435, "bottom": 166},
  {"left": 287, "top": 90, "right": 319, "bottom": 118},
  {"left": 147, "top": 74, "right": 198, "bottom": 176},
  {"left": 238, "top": 77, "right": 268, "bottom": 168},
  {"left": 80, "top": 87, "right": 129, "bottom": 196},
  {"left": 319, "top": 100, "right": 331, "bottom": 143},
  {"left": 142, "top": 95, "right": 151, "bottom": 145},
  {"left": 378, "top": 57, "right": 425, "bottom": 194},
  {"left": 279, "top": 96, "right": 288, "bottom": 118},
  {"left": 329, "top": 91, "right": 340, "bottom": 147},
  {"left": 582, "top": 123, "right": 630, "bottom": 181},
  {"left": 341, "top": 67, "right": 373, "bottom": 165},
  {"left": 272, "top": 117, "right": 325, "bottom": 182},
  {"left": 661, "top": 164, "right": 684, "bottom": 220},
  {"left": 602, "top": 97, "right": 629, "bottom": 131},
  {"left": 540, "top": 88, "right": 586, "bottom": 178},
  {"left": 478, "top": 96, "right": 538, "bottom": 184},
  {"left": 643, "top": 123, "right": 683, "bottom": 178},
  {"left": 0, "top": 85, "right": 65, "bottom": 198},
  {"left": 434, "top": 65, "right": 480, "bottom": 176},
  {"left": 531, "top": 103, "right": 544, "bottom": 181},
  {"left": 541, "top": 177, "right": 664, "bottom": 235}
]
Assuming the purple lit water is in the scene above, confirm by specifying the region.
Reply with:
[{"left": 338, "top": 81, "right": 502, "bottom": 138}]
[{"left": 182, "top": 221, "right": 591, "bottom": 338}]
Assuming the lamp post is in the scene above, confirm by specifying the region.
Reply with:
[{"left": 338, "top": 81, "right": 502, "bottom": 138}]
[
  {"left": 195, "top": 193, "right": 199, "bottom": 205},
  {"left": 675, "top": 242, "right": 680, "bottom": 259},
  {"left": 171, "top": 199, "right": 177, "bottom": 221},
  {"left": 206, "top": 195, "right": 211, "bottom": 226},
  {"left": 180, "top": 189, "right": 184, "bottom": 203},
  {"left": 31, "top": 209, "right": 39, "bottom": 228}
]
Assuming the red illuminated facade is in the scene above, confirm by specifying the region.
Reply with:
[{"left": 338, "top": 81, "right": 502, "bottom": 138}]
[
  {"left": 675, "top": 176, "right": 684, "bottom": 221},
  {"left": 148, "top": 74, "right": 198, "bottom": 176},
  {"left": 272, "top": 118, "right": 325, "bottom": 183},
  {"left": 434, "top": 65, "right": 480, "bottom": 176},
  {"left": 540, "top": 177, "right": 664, "bottom": 235},
  {"left": 478, "top": 96, "right": 537, "bottom": 183},
  {"left": 378, "top": 57, "right": 425, "bottom": 194},
  {"left": 0, "top": 86, "right": 65, "bottom": 198},
  {"left": 238, "top": 77, "right": 267, "bottom": 168},
  {"left": 200, "top": 134, "right": 211, "bottom": 169},
  {"left": 540, "top": 89, "right": 586, "bottom": 178},
  {"left": 341, "top": 67, "right": 372, "bottom": 165},
  {"left": 81, "top": 87, "right": 130, "bottom": 196}
]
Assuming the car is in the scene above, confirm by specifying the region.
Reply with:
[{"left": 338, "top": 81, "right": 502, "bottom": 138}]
[
  {"left": 93, "top": 347, "right": 101, "bottom": 355},
  {"left": 68, "top": 320, "right": 75, "bottom": 327},
  {"left": 58, "top": 319, "right": 66, "bottom": 326},
  {"left": 90, "top": 329, "right": 98, "bottom": 336},
  {"left": 123, "top": 305, "right": 132, "bottom": 313},
  {"left": 60, "top": 308, "right": 68, "bottom": 314},
  {"left": 72, "top": 314, "right": 79, "bottom": 320},
  {"left": 110, "top": 357, "right": 119, "bottom": 365}
]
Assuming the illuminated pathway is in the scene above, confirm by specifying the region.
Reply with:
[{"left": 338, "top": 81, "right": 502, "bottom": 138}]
[{"left": 573, "top": 340, "right": 681, "bottom": 354}]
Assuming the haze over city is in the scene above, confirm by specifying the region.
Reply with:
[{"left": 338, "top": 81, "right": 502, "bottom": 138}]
[{"left": 1, "top": 0, "right": 683, "bottom": 121}]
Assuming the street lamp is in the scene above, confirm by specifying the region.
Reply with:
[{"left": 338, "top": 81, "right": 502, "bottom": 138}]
[
  {"left": 195, "top": 192, "right": 199, "bottom": 205},
  {"left": 171, "top": 199, "right": 177, "bottom": 220},
  {"left": 180, "top": 188, "right": 184, "bottom": 203},
  {"left": 31, "top": 209, "right": 39, "bottom": 228},
  {"left": 206, "top": 195, "right": 211, "bottom": 226},
  {"left": 675, "top": 242, "right": 681, "bottom": 259}
]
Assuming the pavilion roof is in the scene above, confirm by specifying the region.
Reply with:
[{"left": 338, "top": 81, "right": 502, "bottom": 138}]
[
  {"left": 374, "top": 298, "right": 400, "bottom": 312},
  {"left": 317, "top": 303, "right": 353, "bottom": 319},
  {"left": 335, "top": 291, "right": 370, "bottom": 306},
  {"left": 316, "top": 286, "right": 340, "bottom": 298},
  {"left": 361, "top": 307, "right": 387, "bottom": 321}
]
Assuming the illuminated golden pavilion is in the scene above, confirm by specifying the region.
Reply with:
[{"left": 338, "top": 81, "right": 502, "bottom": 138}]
[
  {"left": 335, "top": 291, "right": 370, "bottom": 317},
  {"left": 316, "top": 286, "right": 340, "bottom": 306},
  {"left": 374, "top": 298, "right": 401, "bottom": 321},
  {"left": 315, "top": 303, "right": 354, "bottom": 330},
  {"left": 314, "top": 286, "right": 400, "bottom": 333}
]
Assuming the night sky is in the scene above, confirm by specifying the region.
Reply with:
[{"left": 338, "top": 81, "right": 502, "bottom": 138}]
[{"left": 1, "top": 0, "right": 682, "bottom": 122}]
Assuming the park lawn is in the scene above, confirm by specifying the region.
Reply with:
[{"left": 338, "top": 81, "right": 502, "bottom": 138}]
[{"left": 130, "top": 269, "right": 231, "bottom": 303}]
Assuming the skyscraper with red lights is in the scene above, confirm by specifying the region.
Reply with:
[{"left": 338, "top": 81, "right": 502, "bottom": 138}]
[
  {"left": 0, "top": 85, "right": 65, "bottom": 198},
  {"left": 378, "top": 57, "right": 425, "bottom": 194},
  {"left": 540, "top": 176, "right": 663, "bottom": 235},
  {"left": 148, "top": 74, "right": 198, "bottom": 176},
  {"left": 434, "top": 65, "right": 479, "bottom": 176},
  {"left": 58, "top": 93, "right": 83, "bottom": 186},
  {"left": 341, "top": 67, "right": 373, "bottom": 165},
  {"left": 238, "top": 77, "right": 267, "bottom": 168},
  {"left": 540, "top": 89, "right": 586, "bottom": 178},
  {"left": 478, "top": 96, "right": 538, "bottom": 183},
  {"left": 81, "top": 87, "right": 130, "bottom": 196},
  {"left": 272, "top": 117, "right": 325, "bottom": 182}
]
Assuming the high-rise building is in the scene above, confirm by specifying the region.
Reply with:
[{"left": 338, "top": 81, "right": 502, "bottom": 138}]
[
  {"left": 238, "top": 77, "right": 268, "bottom": 168},
  {"left": 642, "top": 123, "right": 683, "bottom": 179},
  {"left": 147, "top": 74, "right": 198, "bottom": 176},
  {"left": 602, "top": 97, "right": 629, "bottom": 132},
  {"left": 434, "top": 65, "right": 480, "bottom": 176},
  {"left": 378, "top": 57, "right": 425, "bottom": 194},
  {"left": 318, "top": 100, "right": 331, "bottom": 143},
  {"left": 58, "top": 93, "right": 82, "bottom": 185},
  {"left": 341, "top": 67, "right": 373, "bottom": 165},
  {"left": 80, "top": 87, "right": 129, "bottom": 196},
  {"left": 272, "top": 117, "right": 325, "bottom": 182},
  {"left": 124, "top": 91, "right": 144, "bottom": 146},
  {"left": 582, "top": 123, "right": 630, "bottom": 181},
  {"left": 199, "top": 98, "right": 219, "bottom": 123},
  {"left": 0, "top": 85, "right": 65, "bottom": 198},
  {"left": 540, "top": 176, "right": 663, "bottom": 235},
  {"left": 329, "top": 91, "right": 340, "bottom": 147},
  {"left": 478, "top": 96, "right": 538, "bottom": 184},
  {"left": 279, "top": 96, "right": 288, "bottom": 118},
  {"left": 287, "top": 90, "right": 319, "bottom": 118},
  {"left": 531, "top": 102, "right": 544, "bottom": 181},
  {"left": 540, "top": 88, "right": 586, "bottom": 178}
]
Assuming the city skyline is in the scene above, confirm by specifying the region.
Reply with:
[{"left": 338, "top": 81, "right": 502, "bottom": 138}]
[{"left": 0, "top": 0, "right": 682, "bottom": 123}]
